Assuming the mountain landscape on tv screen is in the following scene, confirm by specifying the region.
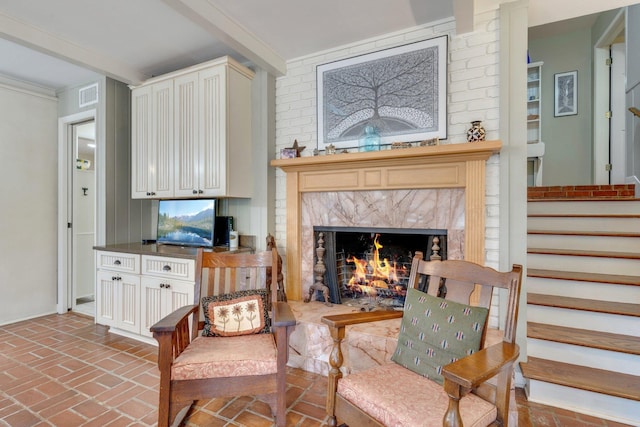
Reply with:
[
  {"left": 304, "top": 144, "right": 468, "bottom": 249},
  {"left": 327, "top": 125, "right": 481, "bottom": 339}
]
[{"left": 158, "top": 207, "right": 214, "bottom": 246}]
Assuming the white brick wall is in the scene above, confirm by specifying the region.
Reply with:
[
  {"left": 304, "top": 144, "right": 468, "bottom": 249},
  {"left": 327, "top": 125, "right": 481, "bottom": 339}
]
[{"left": 274, "top": 11, "right": 502, "bottom": 322}]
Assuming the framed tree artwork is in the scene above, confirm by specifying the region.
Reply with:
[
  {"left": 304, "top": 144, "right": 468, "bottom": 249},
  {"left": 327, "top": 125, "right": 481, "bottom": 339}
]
[
  {"left": 554, "top": 70, "right": 578, "bottom": 117},
  {"left": 316, "top": 36, "right": 448, "bottom": 151}
]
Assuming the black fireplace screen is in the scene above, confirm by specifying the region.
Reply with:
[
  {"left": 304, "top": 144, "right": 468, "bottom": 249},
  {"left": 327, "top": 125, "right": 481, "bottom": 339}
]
[{"left": 313, "top": 226, "right": 447, "bottom": 307}]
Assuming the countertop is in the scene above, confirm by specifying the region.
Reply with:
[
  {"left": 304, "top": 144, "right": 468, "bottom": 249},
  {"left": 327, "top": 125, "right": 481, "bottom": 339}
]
[{"left": 93, "top": 242, "right": 252, "bottom": 260}]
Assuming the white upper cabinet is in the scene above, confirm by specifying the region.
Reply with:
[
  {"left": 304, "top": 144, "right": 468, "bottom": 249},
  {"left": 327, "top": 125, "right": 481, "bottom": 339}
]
[
  {"left": 131, "top": 80, "right": 174, "bottom": 199},
  {"left": 131, "top": 56, "right": 254, "bottom": 199}
]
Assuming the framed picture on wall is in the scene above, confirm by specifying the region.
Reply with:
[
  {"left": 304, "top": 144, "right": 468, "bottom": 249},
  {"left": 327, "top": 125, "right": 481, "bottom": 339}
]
[
  {"left": 554, "top": 70, "right": 577, "bottom": 117},
  {"left": 316, "top": 36, "right": 448, "bottom": 151}
]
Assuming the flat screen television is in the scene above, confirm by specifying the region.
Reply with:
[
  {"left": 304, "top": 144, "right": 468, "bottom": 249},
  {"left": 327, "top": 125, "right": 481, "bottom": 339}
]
[{"left": 157, "top": 199, "right": 216, "bottom": 247}]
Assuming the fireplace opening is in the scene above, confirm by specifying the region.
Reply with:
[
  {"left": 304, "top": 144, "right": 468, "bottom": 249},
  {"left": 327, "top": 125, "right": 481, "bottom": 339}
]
[{"left": 312, "top": 226, "right": 447, "bottom": 308}]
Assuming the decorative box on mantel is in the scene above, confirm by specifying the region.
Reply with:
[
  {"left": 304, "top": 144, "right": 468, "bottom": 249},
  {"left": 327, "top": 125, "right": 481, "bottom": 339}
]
[{"left": 271, "top": 141, "right": 502, "bottom": 303}]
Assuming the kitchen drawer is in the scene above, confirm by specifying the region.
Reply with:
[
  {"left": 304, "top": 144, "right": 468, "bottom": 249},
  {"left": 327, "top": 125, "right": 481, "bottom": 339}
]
[
  {"left": 96, "top": 251, "right": 140, "bottom": 274},
  {"left": 141, "top": 255, "right": 195, "bottom": 282}
]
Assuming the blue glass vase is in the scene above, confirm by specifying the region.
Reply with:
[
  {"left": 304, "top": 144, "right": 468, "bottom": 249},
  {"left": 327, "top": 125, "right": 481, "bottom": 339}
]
[{"left": 359, "top": 125, "right": 380, "bottom": 152}]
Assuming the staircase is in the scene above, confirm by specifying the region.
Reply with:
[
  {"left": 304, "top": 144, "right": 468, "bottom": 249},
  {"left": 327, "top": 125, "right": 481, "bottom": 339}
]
[{"left": 522, "top": 188, "right": 640, "bottom": 426}]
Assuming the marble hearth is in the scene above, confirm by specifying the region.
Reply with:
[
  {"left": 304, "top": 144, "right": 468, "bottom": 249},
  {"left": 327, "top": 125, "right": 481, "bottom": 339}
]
[
  {"left": 287, "top": 300, "right": 504, "bottom": 376},
  {"left": 287, "top": 300, "right": 400, "bottom": 375}
]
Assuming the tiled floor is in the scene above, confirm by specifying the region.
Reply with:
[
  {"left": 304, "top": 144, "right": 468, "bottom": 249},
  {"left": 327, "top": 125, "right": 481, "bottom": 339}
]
[{"left": 0, "top": 313, "right": 632, "bottom": 427}]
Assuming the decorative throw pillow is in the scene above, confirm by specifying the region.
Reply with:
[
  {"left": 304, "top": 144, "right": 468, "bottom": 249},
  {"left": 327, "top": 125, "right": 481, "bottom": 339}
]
[
  {"left": 391, "top": 287, "right": 489, "bottom": 385},
  {"left": 202, "top": 289, "right": 271, "bottom": 337}
]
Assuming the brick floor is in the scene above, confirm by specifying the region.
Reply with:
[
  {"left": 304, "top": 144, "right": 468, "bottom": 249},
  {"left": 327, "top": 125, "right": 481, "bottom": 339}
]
[{"left": 0, "top": 313, "right": 632, "bottom": 426}]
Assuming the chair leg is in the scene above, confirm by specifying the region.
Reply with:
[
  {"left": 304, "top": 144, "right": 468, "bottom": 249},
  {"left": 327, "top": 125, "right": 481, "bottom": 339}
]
[
  {"left": 275, "top": 393, "right": 287, "bottom": 427},
  {"left": 262, "top": 392, "right": 285, "bottom": 427},
  {"left": 157, "top": 378, "right": 171, "bottom": 427}
]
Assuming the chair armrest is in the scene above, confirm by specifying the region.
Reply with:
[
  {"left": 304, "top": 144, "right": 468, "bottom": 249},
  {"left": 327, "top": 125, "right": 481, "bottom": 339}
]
[
  {"left": 442, "top": 341, "right": 519, "bottom": 390},
  {"left": 322, "top": 310, "right": 403, "bottom": 329},
  {"left": 150, "top": 304, "right": 198, "bottom": 334},
  {"left": 323, "top": 309, "right": 402, "bottom": 427},
  {"left": 442, "top": 342, "right": 519, "bottom": 427},
  {"left": 273, "top": 301, "right": 296, "bottom": 328}
]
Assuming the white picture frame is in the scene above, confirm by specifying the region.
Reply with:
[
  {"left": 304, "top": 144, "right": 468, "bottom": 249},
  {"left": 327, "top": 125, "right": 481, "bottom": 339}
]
[
  {"left": 316, "top": 36, "right": 448, "bottom": 151},
  {"left": 554, "top": 70, "right": 578, "bottom": 117}
]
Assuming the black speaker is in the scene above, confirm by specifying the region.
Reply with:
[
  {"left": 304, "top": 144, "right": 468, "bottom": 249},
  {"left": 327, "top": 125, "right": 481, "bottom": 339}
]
[{"left": 214, "top": 216, "right": 234, "bottom": 246}]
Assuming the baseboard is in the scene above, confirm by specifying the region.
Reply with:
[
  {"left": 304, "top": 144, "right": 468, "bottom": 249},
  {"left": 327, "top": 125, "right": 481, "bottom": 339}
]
[
  {"left": 0, "top": 310, "right": 58, "bottom": 326},
  {"left": 108, "top": 327, "right": 157, "bottom": 346}
]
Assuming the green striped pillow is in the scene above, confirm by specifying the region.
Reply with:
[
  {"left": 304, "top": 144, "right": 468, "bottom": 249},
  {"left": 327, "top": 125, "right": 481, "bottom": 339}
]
[{"left": 391, "top": 288, "right": 489, "bottom": 385}]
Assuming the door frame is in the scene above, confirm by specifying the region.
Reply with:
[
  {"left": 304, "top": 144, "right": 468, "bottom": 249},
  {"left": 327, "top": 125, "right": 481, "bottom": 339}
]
[
  {"left": 593, "top": 8, "right": 625, "bottom": 184},
  {"left": 57, "top": 109, "right": 97, "bottom": 314}
]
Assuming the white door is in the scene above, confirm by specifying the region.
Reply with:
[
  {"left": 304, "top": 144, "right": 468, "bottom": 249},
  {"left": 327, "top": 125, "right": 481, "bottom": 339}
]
[
  {"left": 610, "top": 42, "right": 626, "bottom": 184},
  {"left": 72, "top": 120, "right": 96, "bottom": 316}
]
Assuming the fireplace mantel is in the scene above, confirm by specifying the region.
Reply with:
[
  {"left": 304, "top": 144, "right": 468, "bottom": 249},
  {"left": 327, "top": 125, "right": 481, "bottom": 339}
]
[{"left": 272, "top": 140, "right": 502, "bottom": 301}]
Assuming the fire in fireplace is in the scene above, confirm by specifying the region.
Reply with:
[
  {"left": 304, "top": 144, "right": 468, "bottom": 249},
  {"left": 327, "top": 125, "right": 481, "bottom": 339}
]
[{"left": 313, "top": 227, "right": 447, "bottom": 307}]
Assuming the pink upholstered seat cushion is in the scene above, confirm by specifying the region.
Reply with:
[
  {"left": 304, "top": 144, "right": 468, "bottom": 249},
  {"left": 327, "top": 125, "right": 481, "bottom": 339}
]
[
  {"left": 338, "top": 363, "right": 497, "bottom": 427},
  {"left": 171, "top": 334, "right": 277, "bottom": 381}
]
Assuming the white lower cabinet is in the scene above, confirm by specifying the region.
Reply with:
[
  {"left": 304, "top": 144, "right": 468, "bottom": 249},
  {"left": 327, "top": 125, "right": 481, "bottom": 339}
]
[
  {"left": 95, "top": 250, "right": 195, "bottom": 342},
  {"left": 115, "top": 273, "right": 141, "bottom": 334},
  {"left": 96, "top": 251, "right": 141, "bottom": 333},
  {"left": 140, "top": 277, "right": 194, "bottom": 338}
]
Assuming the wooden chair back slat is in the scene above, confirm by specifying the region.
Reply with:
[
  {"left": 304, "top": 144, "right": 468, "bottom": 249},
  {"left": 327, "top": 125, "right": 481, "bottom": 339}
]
[{"left": 193, "top": 249, "right": 279, "bottom": 334}]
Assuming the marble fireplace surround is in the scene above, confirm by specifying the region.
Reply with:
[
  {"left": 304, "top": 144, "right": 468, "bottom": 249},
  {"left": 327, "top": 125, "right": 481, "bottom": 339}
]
[{"left": 272, "top": 140, "right": 502, "bottom": 302}]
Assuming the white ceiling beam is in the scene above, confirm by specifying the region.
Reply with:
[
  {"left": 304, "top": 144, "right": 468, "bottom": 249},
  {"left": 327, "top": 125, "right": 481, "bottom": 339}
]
[
  {"left": 453, "top": 0, "right": 475, "bottom": 34},
  {"left": 162, "top": 0, "right": 287, "bottom": 76},
  {"left": 0, "top": 12, "right": 147, "bottom": 85}
]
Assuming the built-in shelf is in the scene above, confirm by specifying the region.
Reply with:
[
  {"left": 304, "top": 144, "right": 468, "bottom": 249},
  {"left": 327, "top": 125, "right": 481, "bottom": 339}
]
[{"left": 528, "top": 61, "right": 545, "bottom": 187}]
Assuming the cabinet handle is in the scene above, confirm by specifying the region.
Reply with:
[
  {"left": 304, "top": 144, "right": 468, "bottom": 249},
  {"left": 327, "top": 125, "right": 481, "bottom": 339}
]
[
  {"left": 147, "top": 191, "right": 156, "bottom": 196},
  {"left": 160, "top": 283, "right": 165, "bottom": 288},
  {"left": 112, "top": 276, "right": 117, "bottom": 281},
  {"left": 192, "top": 189, "right": 198, "bottom": 194},
  {"left": 114, "top": 260, "right": 121, "bottom": 266},
  {"left": 165, "top": 284, "right": 171, "bottom": 289},
  {"left": 198, "top": 189, "right": 203, "bottom": 194},
  {"left": 162, "top": 265, "right": 172, "bottom": 272}
]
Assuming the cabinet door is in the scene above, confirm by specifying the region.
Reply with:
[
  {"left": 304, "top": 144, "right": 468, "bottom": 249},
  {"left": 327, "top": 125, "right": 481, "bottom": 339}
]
[
  {"left": 140, "top": 277, "right": 194, "bottom": 338},
  {"left": 140, "top": 277, "right": 165, "bottom": 338},
  {"left": 198, "top": 66, "right": 226, "bottom": 197},
  {"left": 131, "top": 81, "right": 174, "bottom": 198},
  {"left": 151, "top": 80, "right": 174, "bottom": 198},
  {"left": 174, "top": 72, "right": 200, "bottom": 197},
  {"left": 165, "top": 280, "right": 195, "bottom": 315},
  {"left": 96, "top": 270, "right": 117, "bottom": 327},
  {"left": 116, "top": 273, "right": 141, "bottom": 334},
  {"left": 131, "top": 86, "right": 153, "bottom": 198}
]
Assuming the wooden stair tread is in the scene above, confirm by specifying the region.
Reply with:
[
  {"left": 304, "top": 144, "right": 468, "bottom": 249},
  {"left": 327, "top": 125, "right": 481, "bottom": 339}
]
[
  {"left": 528, "top": 247, "right": 640, "bottom": 260},
  {"left": 527, "top": 322, "right": 640, "bottom": 355},
  {"left": 520, "top": 357, "right": 640, "bottom": 401},
  {"left": 528, "top": 229, "right": 640, "bottom": 238},
  {"left": 528, "top": 268, "right": 640, "bottom": 287},
  {"left": 527, "top": 293, "right": 640, "bottom": 317}
]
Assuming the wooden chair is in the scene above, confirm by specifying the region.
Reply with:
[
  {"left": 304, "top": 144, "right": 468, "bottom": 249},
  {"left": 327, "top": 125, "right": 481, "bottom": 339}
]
[
  {"left": 323, "top": 253, "right": 522, "bottom": 427},
  {"left": 150, "top": 247, "right": 296, "bottom": 427}
]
